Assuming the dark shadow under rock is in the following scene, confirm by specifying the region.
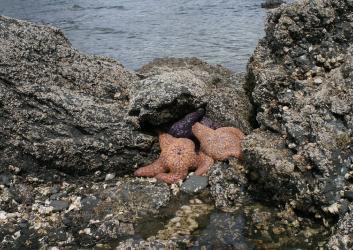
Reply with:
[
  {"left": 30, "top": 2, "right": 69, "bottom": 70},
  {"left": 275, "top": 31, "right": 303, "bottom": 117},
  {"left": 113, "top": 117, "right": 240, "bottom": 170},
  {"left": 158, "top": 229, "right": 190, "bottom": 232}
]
[{"left": 129, "top": 57, "right": 253, "bottom": 134}]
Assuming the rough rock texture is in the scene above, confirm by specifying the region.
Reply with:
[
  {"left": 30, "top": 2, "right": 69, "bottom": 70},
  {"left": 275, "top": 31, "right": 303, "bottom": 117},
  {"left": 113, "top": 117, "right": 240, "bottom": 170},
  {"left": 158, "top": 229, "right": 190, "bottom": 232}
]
[
  {"left": 245, "top": 0, "right": 353, "bottom": 220},
  {"left": 0, "top": 172, "right": 170, "bottom": 249},
  {"left": 0, "top": 16, "right": 157, "bottom": 175},
  {"left": 327, "top": 210, "right": 353, "bottom": 250},
  {"left": 208, "top": 161, "right": 248, "bottom": 211},
  {"left": 261, "top": 0, "right": 285, "bottom": 9},
  {"left": 129, "top": 57, "right": 253, "bottom": 134}
]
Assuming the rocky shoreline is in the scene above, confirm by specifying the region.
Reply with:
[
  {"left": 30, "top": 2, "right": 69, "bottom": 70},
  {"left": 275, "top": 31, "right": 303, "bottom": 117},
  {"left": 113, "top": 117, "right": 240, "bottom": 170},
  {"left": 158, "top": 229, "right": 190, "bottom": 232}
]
[{"left": 0, "top": 0, "right": 352, "bottom": 249}]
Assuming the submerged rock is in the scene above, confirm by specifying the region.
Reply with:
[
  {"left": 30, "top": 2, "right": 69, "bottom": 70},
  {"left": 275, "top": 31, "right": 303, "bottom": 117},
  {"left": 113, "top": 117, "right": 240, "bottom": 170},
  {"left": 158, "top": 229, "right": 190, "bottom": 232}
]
[
  {"left": 261, "top": 0, "right": 284, "bottom": 9},
  {"left": 245, "top": 0, "right": 353, "bottom": 218},
  {"left": 193, "top": 212, "right": 251, "bottom": 250}
]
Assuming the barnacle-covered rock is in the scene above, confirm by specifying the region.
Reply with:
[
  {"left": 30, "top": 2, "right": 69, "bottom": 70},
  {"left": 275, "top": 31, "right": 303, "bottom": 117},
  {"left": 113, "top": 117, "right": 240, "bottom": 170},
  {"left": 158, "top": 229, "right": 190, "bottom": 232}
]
[
  {"left": 129, "top": 57, "right": 253, "bottom": 133},
  {"left": 244, "top": 0, "right": 353, "bottom": 217}
]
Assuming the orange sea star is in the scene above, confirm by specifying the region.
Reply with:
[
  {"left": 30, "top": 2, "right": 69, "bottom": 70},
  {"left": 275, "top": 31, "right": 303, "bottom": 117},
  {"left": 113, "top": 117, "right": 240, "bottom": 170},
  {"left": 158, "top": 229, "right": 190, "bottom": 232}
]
[
  {"left": 192, "top": 122, "right": 245, "bottom": 161},
  {"left": 134, "top": 133, "right": 214, "bottom": 184}
]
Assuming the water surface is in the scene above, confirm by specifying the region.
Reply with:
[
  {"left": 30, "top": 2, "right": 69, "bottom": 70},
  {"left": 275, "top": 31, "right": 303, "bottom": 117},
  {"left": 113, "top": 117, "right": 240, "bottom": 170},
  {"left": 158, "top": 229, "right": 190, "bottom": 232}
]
[{"left": 0, "top": 0, "right": 274, "bottom": 71}]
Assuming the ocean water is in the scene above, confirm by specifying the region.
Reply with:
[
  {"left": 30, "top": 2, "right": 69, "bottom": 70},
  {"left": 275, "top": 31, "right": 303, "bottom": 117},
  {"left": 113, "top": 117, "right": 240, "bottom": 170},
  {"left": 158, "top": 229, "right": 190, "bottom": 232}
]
[{"left": 1, "top": 0, "right": 270, "bottom": 72}]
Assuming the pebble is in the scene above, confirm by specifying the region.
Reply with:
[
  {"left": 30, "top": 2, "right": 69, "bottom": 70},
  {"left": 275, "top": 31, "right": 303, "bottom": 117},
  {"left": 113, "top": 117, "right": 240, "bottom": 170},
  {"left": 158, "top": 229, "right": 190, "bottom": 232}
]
[
  {"left": 105, "top": 173, "right": 116, "bottom": 181},
  {"left": 314, "top": 78, "right": 323, "bottom": 84},
  {"left": 0, "top": 211, "right": 7, "bottom": 220},
  {"left": 181, "top": 176, "right": 208, "bottom": 194},
  {"left": 0, "top": 174, "right": 11, "bottom": 186},
  {"left": 50, "top": 200, "right": 69, "bottom": 212},
  {"left": 343, "top": 191, "right": 353, "bottom": 201}
]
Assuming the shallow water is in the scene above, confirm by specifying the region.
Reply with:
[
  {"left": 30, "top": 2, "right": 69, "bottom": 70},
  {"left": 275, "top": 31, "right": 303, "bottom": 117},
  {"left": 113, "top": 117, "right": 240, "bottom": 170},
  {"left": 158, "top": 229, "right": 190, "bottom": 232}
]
[
  {"left": 1, "top": 0, "right": 273, "bottom": 72},
  {"left": 134, "top": 192, "right": 328, "bottom": 249}
]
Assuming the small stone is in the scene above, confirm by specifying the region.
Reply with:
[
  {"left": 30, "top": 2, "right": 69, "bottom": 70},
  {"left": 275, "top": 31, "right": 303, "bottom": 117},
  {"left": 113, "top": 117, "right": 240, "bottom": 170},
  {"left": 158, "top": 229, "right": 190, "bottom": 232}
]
[
  {"left": 13, "top": 231, "right": 21, "bottom": 240},
  {"left": 0, "top": 174, "right": 11, "bottom": 186},
  {"left": 0, "top": 211, "right": 7, "bottom": 220},
  {"left": 105, "top": 173, "right": 115, "bottom": 181},
  {"left": 181, "top": 176, "right": 209, "bottom": 194},
  {"left": 343, "top": 191, "right": 353, "bottom": 201},
  {"left": 8, "top": 165, "right": 21, "bottom": 173},
  {"left": 314, "top": 78, "right": 323, "bottom": 84},
  {"left": 50, "top": 200, "right": 69, "bottom": 212}
]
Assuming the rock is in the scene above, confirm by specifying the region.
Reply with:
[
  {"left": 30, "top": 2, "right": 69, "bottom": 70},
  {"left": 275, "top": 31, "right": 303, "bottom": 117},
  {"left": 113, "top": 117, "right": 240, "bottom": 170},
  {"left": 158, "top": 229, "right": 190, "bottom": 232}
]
[
  {"left": 192, "top": 212, "right": 251, "bottom": 250},
  {"left": 343, "top": 191, "right": 353, "bottom": 202},
  {"left": 105, "top": 173, "right": 116, "bottom": 181},
  {"left": 328, "top": 211, "right": 353, "bottom": 250},
  {"left": 130, "top": 58, "right": 253, "bottom": 134},
  {"left": 49, "top": 200, "right": 69, "bottom": 212},
  {"left": 181, "top": 175, "right": 209, "bottom": 194},
  {"left": 116, "top": 238, "right": 179, "bottom": 250},
  {"left": 0, "top": 174, "right": 12, "bottom": 186},
  {"left": 208, "top": 161, "right": 247, "bottom": 211},
  {"left": 128, "top": 70, "right": 208, "bottom": 126},
  {"left": 245, "top": 0, "right": 353, "bottom": 217},
  {"left": 0, "top": 16, "right": 155, "bottom": 176},
  {"left": 0, "top": 176, "right": 171, "bottom": 249},
  {"left": 261, "top": 0, "right": 284, "bottom": 9}
]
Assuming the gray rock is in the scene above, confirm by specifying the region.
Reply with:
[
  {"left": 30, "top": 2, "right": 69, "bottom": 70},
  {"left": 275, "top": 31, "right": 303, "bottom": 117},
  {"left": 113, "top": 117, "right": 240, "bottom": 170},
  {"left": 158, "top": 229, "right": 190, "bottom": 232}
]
[
  {"left": 261, "top": 0, "right": 284, "bottom": 9},
  {"left": 343, "top": 191, "right": 353, "bottom": 202},
  {"left": 0, "top": 16, "right": 155, "bottom": 175},
  {"left": 116, "top": 238, "right": 179, "bottom": 250},
  {"left": 0, "top": 176, "right": 171, "bottom": 249},
  {"left": 181, "top": 175, "right": 209, "bottom": 194},
  {"left": 208, "top": 161, "right": 247, "bottom": 210},
  {"left": 105, "top": 173, "right": 116, "bottom": 181},
  {"left": 50, "top": 200, "right": 69, "bottom": 212},
  {"left": 192, "top": 212, "right": 251, "bottom": 250},
  {"left": 245, "top": 0, "right": 353, "bottom": 217},
  {"left": 0, "top": 174, "right": 11, "bottom": 186},
  {"left": 130, "top": 57, "right": 253, "bottom": 134},
  {"left": 328, "top": 211, "right": 353, "bottom": 250},
  {"left": 128, "top": 70, "right": 208, "bottom": 126}
]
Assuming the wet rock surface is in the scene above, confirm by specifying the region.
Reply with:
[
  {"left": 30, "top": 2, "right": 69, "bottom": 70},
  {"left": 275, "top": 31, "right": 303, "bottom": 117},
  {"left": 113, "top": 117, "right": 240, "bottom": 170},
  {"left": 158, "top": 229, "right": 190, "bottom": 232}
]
[
  {"left": 261, "top": 0, "right": 285, "bottom": 9},
  {"left": 130, "top": 57, "right": 253, "bottom": 134},
  {"left": 0, "top": 16, "right": 155, "bottom": 176},
  {"left": 1, "top": 0, "right": 353, "bottom": 247},
  {"left": 328, "top": 210, "right": 353, "bottom": 250},
  {"left": 245, "top": 0, "right": 353, "bottom": 221},
  {"left": 0, "top": 173, "right": 170, "bottom": 249},
  {"left": 181, "top": 175, "right": 209, "bottom": 194},
  {"left": 208, "top": 160, "right": 248, "bottom": 211}
]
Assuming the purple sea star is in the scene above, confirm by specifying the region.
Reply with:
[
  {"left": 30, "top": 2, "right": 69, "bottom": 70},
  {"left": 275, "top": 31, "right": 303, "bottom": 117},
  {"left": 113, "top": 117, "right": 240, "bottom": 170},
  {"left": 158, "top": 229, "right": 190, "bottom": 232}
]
[{"left": 167, "top": 109, "right": 205, "bottom": 138}]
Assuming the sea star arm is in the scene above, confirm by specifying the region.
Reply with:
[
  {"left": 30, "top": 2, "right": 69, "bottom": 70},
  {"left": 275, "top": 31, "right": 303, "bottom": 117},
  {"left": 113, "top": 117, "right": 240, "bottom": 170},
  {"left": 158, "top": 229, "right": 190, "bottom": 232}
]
[
  {"left": 155, "top": 171, "right": 189, "bottom": 184},
  {"left": 228, "top": 145, "right": 243, "bottom": 160},
  {"left": 134, "top": 157, "right": 166, "bottom": 177},
  {"left": 192, "top": 122, "right": 214, "bottom": 140},
  {"left": 194, "top": 152, "right": 214, "bottom": 176},
  {"left": 220, "top": 127, "right": 245, "bottom": 140},
  {"left": 159, "top": 133, "right": 175, "bottom": 150}
]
